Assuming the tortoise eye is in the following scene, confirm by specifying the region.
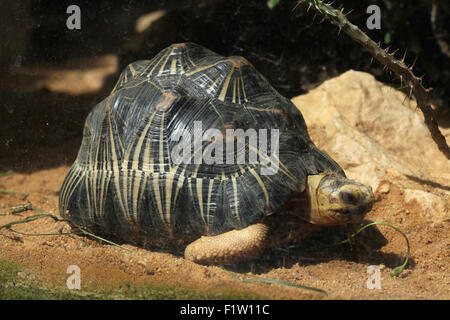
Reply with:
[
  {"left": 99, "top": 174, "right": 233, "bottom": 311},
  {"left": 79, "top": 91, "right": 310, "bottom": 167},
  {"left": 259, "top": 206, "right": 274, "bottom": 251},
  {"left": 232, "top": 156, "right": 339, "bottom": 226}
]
[{"left": 340, "top": 190, "right": 358, "bottom": 204}]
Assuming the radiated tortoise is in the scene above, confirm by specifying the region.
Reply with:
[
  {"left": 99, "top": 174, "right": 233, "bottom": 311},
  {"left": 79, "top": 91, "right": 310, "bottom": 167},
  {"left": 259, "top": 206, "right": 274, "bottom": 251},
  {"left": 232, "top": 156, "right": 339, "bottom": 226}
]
[{"left": 59, "top": 43, "right": 374, "bottom": 264}]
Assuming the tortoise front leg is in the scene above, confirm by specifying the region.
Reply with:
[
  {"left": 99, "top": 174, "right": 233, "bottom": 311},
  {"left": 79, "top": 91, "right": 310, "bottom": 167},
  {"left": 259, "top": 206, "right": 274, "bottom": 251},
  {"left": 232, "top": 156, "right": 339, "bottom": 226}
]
[
  {"left": 184, "top": 215, "right": 321, "bottom": 265},
  {"left": 184, "top": 223, "right": 270, "bottom": 265}
]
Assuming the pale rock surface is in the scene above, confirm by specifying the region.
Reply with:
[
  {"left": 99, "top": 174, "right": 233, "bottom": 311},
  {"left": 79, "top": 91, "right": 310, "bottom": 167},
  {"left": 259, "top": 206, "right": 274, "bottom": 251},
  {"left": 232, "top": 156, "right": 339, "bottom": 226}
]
[
  {"left": 404, "top": 189, "right": 449, "bottom": 224},
  {"left": 292, "top": 70, "right": 449, "bottom": 223}
]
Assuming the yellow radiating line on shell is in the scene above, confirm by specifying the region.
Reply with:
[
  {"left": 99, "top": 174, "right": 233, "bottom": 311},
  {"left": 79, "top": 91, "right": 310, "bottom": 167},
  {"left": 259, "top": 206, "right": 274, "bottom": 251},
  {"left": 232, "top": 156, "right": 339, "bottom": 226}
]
[
  {"left": 170, "top": 57, "right": 177, "bottom": 75},
  {"left": 218, "top": 66, "right": 234, "bottom": 101},
  {"left": 63, "top": 166, "right": 84, "bottom": 213},
  {"left": 207, "top": 77, "right": 221, "bottom": 94},
  {"left": 60, "top": 167, "right": 73, "bottom": 210},
  {"left": 92, "top": 127, "right": 105, "bottom": 219},
  {"left": 132, "top": 172, "right": 141, "bottom": 219},
  {"left": 92, "top": 168, "right": 98, "bottom": 219},
  {"left": 185, "top": 50, "right": 195, "bottom": 67},
  {"left": 164, "top": 172, "right": 176, "bottom": 223},
  {"left": 239, "top": 71, "right": 248, "bottom": 102},
  {"left": 231, "top": 176, "right": 241, "bottom": 225},
  {"left": 206, "top": 179, "right": 214, "bottom": 230},
  {"left": 196, "top": 179, "right": 205, "bottom": 226},
  {"left": 244, "top": 106, "right": 271, "bottom": 111},
  {"left": 98, "top": 142, "right": 108, "bottom": 218},
  {"left": 185, "top": 48, "right": 196, "bottom": 68},
  {"left": 152, "top": 174, "right": 166, "bottom": 226},
  {"left": 147, "top": 51, "right": 168, "bottom": 77},
  {"left": 85, "top": 171, "right": 92, "bottom": 221},
  {"left": 158, "top": 52, "right": 172, "bottom": 76},
  {"left": 122, "top": 165, "right": 131, "bottom": 220},
  {"left": 99, "top": 170, "right": 108, "bottom": 222},
  {"left": 209, "top": 102, "right": 223, "bottom": 120},
  {"left": 221, "top": 169, "right": 226, "bottom": 180},
  {"left": 185, "top": 60, "right": 226, "bottom": 76},
  {"left": 249, "top": 167, "right": 270, "bottom": 209},
  {"left": 108, "top": 105, "right": 127, "bottom": 215},
  {"left": 194, "top": 165, "right": 200, "bottom": 177},
  {"left": 179, "top": 61, "right": 185, "bottom": 74},
  {"left": 111, "top": 78, "right": 120, "bottom": 94},
  {"left": 159, "top": 111, "right": 165, "bottom": 171},
  {"left": 130, "top": 108, "right": 158, "bottom": 171},
  {"left": 86, "top": 129, "right": 95, "bottom": 221},
  {"left": 129, "top": 64, "right": 136, "bottom": 76},
  {"left": 114, "top": 79, "right": 148, "bottom": 96},
  {"left": 173, "top": 166, "right": 186, "bottom": 202},
  {"left": 247, "top": 142, "right": 297, "bottom": 183},
  {"left": 232, "top": 78, "right": 237, "bottom": 103},
  {"left": 109, "top": 108, "right": 125, "bottom": 151},
  {"left": 236, "top": 77, "right": 241, "bottom": 104}
]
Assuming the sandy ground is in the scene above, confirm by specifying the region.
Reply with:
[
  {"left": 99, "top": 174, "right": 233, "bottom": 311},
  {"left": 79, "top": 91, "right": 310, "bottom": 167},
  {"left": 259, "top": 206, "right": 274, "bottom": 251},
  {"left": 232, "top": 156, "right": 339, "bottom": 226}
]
[{"left": 0, "top": 163, "right": 448, "bottom": 300}]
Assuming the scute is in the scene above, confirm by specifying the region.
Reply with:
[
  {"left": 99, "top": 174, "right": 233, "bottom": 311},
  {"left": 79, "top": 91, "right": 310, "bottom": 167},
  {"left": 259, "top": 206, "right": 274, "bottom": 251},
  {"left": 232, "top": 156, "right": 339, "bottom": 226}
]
[{"left": 59, "top": 42, "right": 344, "bottom": 244}]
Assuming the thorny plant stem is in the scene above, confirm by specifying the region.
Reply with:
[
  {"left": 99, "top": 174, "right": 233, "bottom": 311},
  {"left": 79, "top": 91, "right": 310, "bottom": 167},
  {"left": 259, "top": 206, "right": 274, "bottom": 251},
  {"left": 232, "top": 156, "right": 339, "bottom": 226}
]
[{"left": 299, "top": 0, "right": 450, "bottom": 159}]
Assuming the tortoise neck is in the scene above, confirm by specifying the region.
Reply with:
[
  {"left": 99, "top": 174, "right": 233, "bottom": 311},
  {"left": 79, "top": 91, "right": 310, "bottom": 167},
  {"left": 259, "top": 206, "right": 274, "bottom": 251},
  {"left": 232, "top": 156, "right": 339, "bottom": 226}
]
[
  {"left": 279, "top": 190, "right": 313, "bottom": 221},
  {"left": 279, "top": 174, "right": 328, "bottom": 223}
]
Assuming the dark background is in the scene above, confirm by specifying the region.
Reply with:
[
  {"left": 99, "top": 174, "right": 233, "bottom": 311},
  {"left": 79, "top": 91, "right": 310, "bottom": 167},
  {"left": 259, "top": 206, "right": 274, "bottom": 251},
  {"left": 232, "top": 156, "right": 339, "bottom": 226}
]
[{"left": 1, "top": 0, "right": 449, "bottom": 172}]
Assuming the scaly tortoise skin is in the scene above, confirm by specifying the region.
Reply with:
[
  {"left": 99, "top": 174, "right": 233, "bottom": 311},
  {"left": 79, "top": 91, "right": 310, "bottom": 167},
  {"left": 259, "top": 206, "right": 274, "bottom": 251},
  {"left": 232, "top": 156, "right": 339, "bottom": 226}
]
[{"left": 59, "top": 43, "right": 374, "bottom": 264}]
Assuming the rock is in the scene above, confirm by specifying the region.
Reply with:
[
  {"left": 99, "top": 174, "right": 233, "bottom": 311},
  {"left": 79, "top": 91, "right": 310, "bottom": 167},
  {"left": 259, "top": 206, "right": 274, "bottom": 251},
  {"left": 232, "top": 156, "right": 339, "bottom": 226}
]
[
  {"left": 377, "top": 181, "right": 391, "bottom": 194},
  {"left": 292, "top": 70, "right": 450, "bottom": 223},
  {"left": 404, "top": 189, "right": 449, "bottom": 223}
]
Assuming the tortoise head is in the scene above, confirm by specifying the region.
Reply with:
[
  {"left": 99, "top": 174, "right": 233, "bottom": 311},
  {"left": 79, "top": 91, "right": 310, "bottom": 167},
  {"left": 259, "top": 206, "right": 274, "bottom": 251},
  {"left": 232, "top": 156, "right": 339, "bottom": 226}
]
[{"left": 300, "top": 173, "right": 374, "bottom": 225}]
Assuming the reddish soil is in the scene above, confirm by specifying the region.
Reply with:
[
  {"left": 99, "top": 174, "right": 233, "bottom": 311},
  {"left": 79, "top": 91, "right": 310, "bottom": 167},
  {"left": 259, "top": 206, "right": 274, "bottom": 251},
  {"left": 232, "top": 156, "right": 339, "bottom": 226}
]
[{"left": 0, "top": 165, "right": 448, "bottom": 299}]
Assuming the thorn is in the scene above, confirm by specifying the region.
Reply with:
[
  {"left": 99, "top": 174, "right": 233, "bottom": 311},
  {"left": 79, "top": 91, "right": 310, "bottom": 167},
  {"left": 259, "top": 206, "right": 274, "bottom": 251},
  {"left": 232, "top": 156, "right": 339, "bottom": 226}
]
[
  {"left": 345, "top": 9, "right": 354, "bottom": 16},
  {"left": 402, "top": 93, "right": 408, "bottom": 105},
  {"left": 390, "top": 48, "right": 399, "bottom": 57},
  {"left": 338, "top": 27, "right": 342, "bottom": 36},
  {"left": 409, "top": 56, "right": 418, "bottom": 70},
  {"left": 306, "top": 3, "right": 311, "bottom": 13},
  {"left": 384, "top": 46, "right": 391, "bottom": 54},
  {"left": 319, "top": 17, "right": 325, "bottom": 23},
  {"left": 408, "top": 84, "right": 414, "bottom": 99},
  {"left": 400, "top": 75, "right": 403, "bottom": 89},
  {"left": 369, "top": 57, "right": 374, "bottom": 65},
  {"left": 402, "top": 48, "right": 408, "bottom": 63}
]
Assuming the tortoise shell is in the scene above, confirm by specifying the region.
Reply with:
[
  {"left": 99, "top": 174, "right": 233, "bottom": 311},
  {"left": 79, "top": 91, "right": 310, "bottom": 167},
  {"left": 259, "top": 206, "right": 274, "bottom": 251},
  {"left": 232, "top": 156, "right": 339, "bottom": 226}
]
[{"left": 59, "top": 42, "right": 343, "bottom": 245}]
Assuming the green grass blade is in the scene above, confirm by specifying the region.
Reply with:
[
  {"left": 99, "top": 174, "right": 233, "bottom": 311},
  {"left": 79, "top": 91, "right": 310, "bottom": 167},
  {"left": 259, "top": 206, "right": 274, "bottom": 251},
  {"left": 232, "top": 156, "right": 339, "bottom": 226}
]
[
  {"left": 77, "top": 228, "right": 136, "bottom": 253},
  {"left": 0, "top": 206, "right": 136, "bottom": 253},
  {"left": 0, "top": 190, "right": 29, "bottom": 196},
  {"left": 338, "top": 221, "right": 410, "bottom": 277}
]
